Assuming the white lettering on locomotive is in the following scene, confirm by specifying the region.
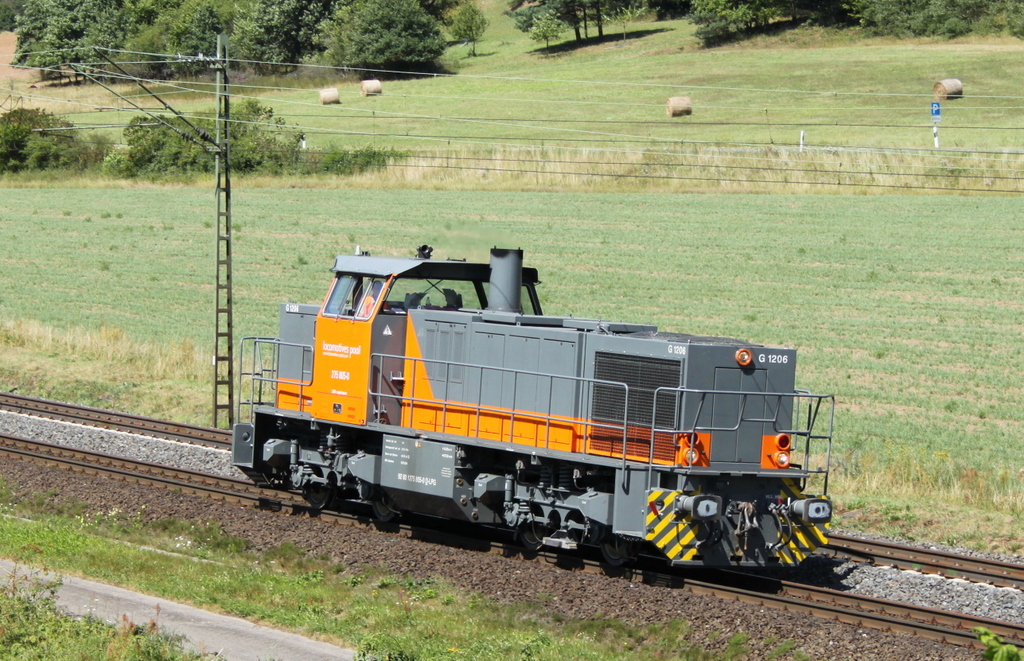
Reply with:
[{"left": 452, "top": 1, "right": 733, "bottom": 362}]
[
  {"left": 322, "top": 342, "right": 363, "bottom": 357},
  {"left": 396, "top": 473, "right": 438, "bottom": 487}
]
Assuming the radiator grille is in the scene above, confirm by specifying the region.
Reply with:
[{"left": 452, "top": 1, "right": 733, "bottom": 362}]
[{"left": 590, "top": 352, "right": 681, "bottom": 463}]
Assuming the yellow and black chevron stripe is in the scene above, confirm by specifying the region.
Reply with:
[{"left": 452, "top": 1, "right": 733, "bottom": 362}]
[
  {"left": 776, "top": 478, "right": 830, "bottom": 564},
  {"left": 645, "top": 490, "right": 701, "bottom": 563}
]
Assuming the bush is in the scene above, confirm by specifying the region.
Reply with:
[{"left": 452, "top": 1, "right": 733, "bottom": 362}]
[
  {"left": 120, "top": 98, "right": 299, "bottom": 177},
  {"left": 0, "top": 108, "right": 106, "bottom": 173},
  {"left": 691, "top": 12, "right": 745, "bottom": 45},
  {"left": 317, "top": 146, "right": 408, "bottom": 175}
]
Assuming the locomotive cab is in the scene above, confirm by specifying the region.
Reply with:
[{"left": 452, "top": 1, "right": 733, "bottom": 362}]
[{"left": 234, "top": 247, "right": 834, "bottom": 568}]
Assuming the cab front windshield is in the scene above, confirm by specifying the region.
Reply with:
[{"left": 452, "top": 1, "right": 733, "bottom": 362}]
[{"left": 323, "top": 275, "right": 386, "bottom": 320}]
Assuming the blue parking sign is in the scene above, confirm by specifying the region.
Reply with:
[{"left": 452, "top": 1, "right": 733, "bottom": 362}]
[{"left": 931, "top": 102, "right": 941, "bottom": 123}]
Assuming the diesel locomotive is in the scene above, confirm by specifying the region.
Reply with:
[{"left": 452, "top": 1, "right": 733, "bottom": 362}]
[{"left": 232, "top": 247, "right": 834, "bottom": 567}]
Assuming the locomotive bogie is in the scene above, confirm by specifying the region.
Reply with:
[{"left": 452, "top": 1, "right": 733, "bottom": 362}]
[{"left": 233, "top": 248, "right": 834, "bottom": 567}]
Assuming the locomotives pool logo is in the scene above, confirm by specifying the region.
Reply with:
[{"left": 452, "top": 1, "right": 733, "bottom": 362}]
[{"left": 322, "top": 342, "right": 362, "bottom": 357}]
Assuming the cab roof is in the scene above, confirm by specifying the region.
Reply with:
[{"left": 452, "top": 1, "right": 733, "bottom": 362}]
[{"left": 331, "top": 254, "right": 540, "bottom": 284}]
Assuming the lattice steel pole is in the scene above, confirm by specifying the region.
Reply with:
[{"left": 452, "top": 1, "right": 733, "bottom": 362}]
[{"left": 212, "top": 33, "right": 234, "bottom": 428}]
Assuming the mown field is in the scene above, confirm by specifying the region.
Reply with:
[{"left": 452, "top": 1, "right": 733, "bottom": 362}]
[{"left": 1, "top": 187, "right": 1022, "bottom": 549}]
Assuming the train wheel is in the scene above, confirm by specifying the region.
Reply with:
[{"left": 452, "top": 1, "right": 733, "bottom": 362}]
[
  {"left": 516, "top": 523, "right": 545, "bottom": 551},
  {"left": 370, "top": 494, "right": 398, "bottom": 522},
  {"left": 600, "top": 537, "right": 634, "bottom": 566},
  {"left": 304, "top": 483, "right": 335, "bottom": 511}
]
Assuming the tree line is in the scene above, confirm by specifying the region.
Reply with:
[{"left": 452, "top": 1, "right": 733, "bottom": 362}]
[
  {"left": 691, "top": 0, "right": 1024, "bottom": 46},
  {"left": 8, "top": 0, "right": 489, "bottom": 76},
  {"left": 4, "top": 0, "right": 1023, "bottom": 77}
]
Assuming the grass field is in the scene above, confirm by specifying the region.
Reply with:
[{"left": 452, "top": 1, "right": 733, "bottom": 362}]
[
  {"left": 6, "top": 20, "right": 1024, "bottom": 195},
  {"left": 1, "top": 187, "right": 1022, "bottom": 549}
]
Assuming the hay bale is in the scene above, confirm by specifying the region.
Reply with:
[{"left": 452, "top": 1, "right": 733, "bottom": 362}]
[
  {"left": 666, "top": 96, "right": 692, "bottom": 117},
  {"left": 933, "top": 78, "right": 963, "bottom": 100},
  {"left": 319, "top": 88, "right": 340, "bottom": 105},
  {"left": 360, "top": 79, "right": 383, "bottom": 96}
]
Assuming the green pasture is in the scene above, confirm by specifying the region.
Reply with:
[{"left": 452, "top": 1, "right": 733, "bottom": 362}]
[
  {"left": 1, "top": 187, "right": 1022, "bottom": 526},
  {"left": 38, "top": 17, "right": 1024, "bottom": 155}
]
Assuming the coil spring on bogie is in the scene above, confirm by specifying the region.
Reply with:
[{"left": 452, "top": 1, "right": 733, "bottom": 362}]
[{"left": 537, "top": 465, "right": 552, "bottom": 489}]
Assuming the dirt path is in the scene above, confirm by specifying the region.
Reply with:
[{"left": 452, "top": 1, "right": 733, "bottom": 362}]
[{"left": 0, "top": 31, "right": 34, "bottom": 82}]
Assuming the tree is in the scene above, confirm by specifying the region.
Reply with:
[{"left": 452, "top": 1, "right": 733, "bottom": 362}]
[
  {"left": 167, "top": 0, "right": 223, "bottom": 73},
  {"left": 419, "top": 0, "right": 460, "bottom": 22},
  {"left": 603, "top": 1, "right": 646, "bottom": 39},
  {"left": 232, "top": 0, "right": 333, "bottom": 70},
  {"left": 689, "top": 0, "right": 788, "bottom": 46},
  {"left": 449, "top": 1, "right": 488, "bottom": 55},
  {"left": 328, "top": 0, "right": 447, "bottom": 69},
  {"left": 528, "top": 11, "right": 567, "bottom": 47},
  {"left": 0, "top": 3, "right": 16, "bottom": 31},
  {"left": 510, "top": 0, "right": 614, "bottom": 45},
  {"left": 15, "top": 0, "right": 129, "bottom": 73}
]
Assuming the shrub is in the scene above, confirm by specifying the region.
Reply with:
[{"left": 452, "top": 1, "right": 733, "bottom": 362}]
[
  {"left": 0, "top": 108, "right": 106, "bottom": 173},
  {"left": 316, "top": 146, "right": 408, "bottom": 175}
]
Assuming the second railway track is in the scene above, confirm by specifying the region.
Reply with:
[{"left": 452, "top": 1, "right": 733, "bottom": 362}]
[
  {"left": 824, "top": 533, "right": 1024, "bottom": 591},
  {"left": 0, "top": 392, "right": 230, "bottom": 448}
]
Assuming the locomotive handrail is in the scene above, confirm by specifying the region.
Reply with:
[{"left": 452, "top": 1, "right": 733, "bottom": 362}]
[
  {"left": 648, "top": 384, "right": 835, "bottom": 486},
  {"left": 236, "top": 337, "right": 314, "bottom": 422},
  {"left": 651, "top": 386, "right": 835, "bottom": 436},
  {"left": 370, "top": 352, "right": 835, "bottom": 474},
  {"left": 368, "top": 352, "right": 634, "bottom": 460}
]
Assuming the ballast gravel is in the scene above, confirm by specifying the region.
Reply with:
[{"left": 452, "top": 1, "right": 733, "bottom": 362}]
[
  {"left": 0, "top": 410, "right": 244, "bottom": 479},
  {"left": 2, "top": 411, "right": 1021, "bottom": 660}
]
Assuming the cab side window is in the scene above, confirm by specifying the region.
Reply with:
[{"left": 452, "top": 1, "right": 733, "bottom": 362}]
[
  {"left": 355, "top": 279, "right": 385, "bottom": 320},
  {"left": 383, "top": 278, "right": 481, "bottom": 313}
]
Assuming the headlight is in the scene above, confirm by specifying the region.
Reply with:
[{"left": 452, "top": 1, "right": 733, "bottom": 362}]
[{"left": 791, "top": 498, "right": 832, "bottom": 523}]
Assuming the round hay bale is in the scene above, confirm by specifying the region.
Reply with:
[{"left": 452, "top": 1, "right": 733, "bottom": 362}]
[
  {"left": 666, "top": 96, "right": 692, "bottom": 117},
  {"left": 319, "top": 87, "right": 340, "bottom": 105},
  {"left": 933, "top": 78, "right": 963, "bottom": 100},
  {"left": 360, "top": 79, "right": 383, "bottom": 96}
]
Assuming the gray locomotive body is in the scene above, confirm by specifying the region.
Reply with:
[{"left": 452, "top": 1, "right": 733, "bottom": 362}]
[{"left": 232, "top": 248, "right": 833, "bottom": 567}]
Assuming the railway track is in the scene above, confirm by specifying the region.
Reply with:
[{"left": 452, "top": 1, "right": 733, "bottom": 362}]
[
  {"left": 825, "top": 533, "right": 1024, "bottom": 591},
  {"left": 5, "top": 394, "right": 1022, "bottom": 587},
  {"left": 0, "top": 426, "right": 1022, "bottom": 652},
  {"left": 0, "top": 392, "right": 230, "bottom": 448}
]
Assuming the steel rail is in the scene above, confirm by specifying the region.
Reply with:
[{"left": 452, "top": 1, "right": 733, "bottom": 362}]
[
  {"left": 1, "top": 432, "right": 1020, "bottom": 652},
  {"left": 0, "top": 392, "right": 230, "bottom": 448},
  {"left": 4, "top": 392, "right": 1023, "bottom": 593},
  {"left": 825, "top": 533, "right": 1024, "bottom": 590}
]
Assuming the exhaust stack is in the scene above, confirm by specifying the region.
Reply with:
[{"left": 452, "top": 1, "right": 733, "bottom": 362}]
[{"left": 487, "top": 248, "right": 523, "bottom": 313}]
